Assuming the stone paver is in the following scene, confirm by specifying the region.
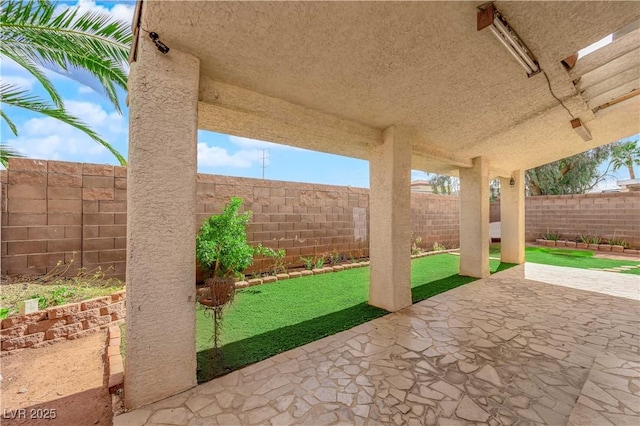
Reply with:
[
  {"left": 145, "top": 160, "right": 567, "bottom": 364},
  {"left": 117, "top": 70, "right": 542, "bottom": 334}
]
[{"left": 115, "top": 264, "right": 640, "bottom": 425}]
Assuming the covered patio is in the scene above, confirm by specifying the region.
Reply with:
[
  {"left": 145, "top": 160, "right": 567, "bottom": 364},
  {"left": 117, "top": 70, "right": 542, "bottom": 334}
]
[
  {"left": 123, "top": 0, "right": 640, "bottom": 414},
  {"left": 115, "top": 264, "right": 640, "bottom": 425}
]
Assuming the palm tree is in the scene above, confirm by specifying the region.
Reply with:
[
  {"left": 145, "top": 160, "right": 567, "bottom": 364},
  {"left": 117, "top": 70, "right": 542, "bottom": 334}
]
[
  {"left": 0, "top": 0, "right": 131, "bottom": 167},
  {"left": 610, "top": 140, "right": 640, "bottom": 180}
]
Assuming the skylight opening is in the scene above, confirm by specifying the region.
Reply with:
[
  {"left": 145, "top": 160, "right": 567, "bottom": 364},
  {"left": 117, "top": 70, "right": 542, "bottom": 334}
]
[{"left": 578, "top": 34, "right": 613, "bottom": 59}]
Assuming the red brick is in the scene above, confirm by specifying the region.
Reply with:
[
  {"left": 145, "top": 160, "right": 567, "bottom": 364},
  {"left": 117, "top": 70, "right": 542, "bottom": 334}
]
[
  {"left": 83, "top": 175, "right": 113, "bottom": 188},
  {"left": 47, "top": 199, "right": 82, "bottom": 213},
  {"left": 27, "top": 318, "right": 66, "bottom": 334},
  {"left": 69, "top": 308, "right": 101, "bottom": 322},
  {"left": 111, "top": 291, "right": 126, "bottom": 302},
  {"left": 2, "top": 332, "right": 45, "bottom": 350},
  {"left": 114, "top": 237, "right": 126, "bottom": 249},
  {"left": 1, "top": 325, "right": 28, "bottom": 341},
  {"left": 46, "top": 303, "right": 80, "bottom": 319},
  {"left": 47, "top": 239, "right": 81, "bottom": 252},
  {"left": 113, "top": 213, "right": 127, "bottom": 225},
  {"left": 8, "top": 198, "right": 46, "bottom": 213},
  {"left": 2, "top": 227, "right": 28, "bottom": 241},
  {"left": 48, "top": 173, "right": 82, "bottom": 187},
  {"left": 7, "top": 240, "right": 46, "bottom": 255},
  {"left": 114, "top": 166, "right": 127, "bottom": 178},
  {"left": 81, "top": 297, "right": 111, "bottom": 311},
  {"left": 82, "top": 314, "right": 112, "bottom": 330},
  {"left": 67, "top": 327, "right": 100, "bottom": 340},
  {"left": 47, "top": 186, "right": 82, "bottom": 199},
  {"left": 111, "top": 310, "right": 125, "bottom": 321},
  {"left": 83, "top": 238, "right": 114, "bottom": 250},
  {"left": 28, "top": 226, "right": 65, "bottom": 239},
  {"left": 99, "top": 250, "right": 125, "bottom": 262},
  {"left": 83, "top": 164, "right": 114, "bottom": 176},
  {"left": 83, "top": 188, "right": 114, "bottom": 200},
  {"left": 99, "top": 201, "right": 126, "bottom": 213},
  {"left": 48, "top": 160, "right": 82, "bottom": 175},
  {"left": 84, "top": 213, "right": 114, "bottom": 225},
  {"left": 28, "top": 253, "right": 68, "bottom": 267},
  {"left": 65, "top": 226, "right": 81, "bottom": 239},
  {"left": 48, "top": 213, "right": 81, "bottom": 225},
  {"left": 9, "top": 158, "right": 47, "bottom": 172},
  {"left": 7, "top": 185, "right": 46, "bottom": 199},
  {"left": 114, "top": 189, "right": 126, "bottom": 200},
  {"left": 8, "top": 171, "right": 46, "bottom": 186},
  {"left": 99, "top": 225, "right": 126, "bottom": 238},
  {"left": 45, "top": 323, "right": 83, "bottom": 340},
  {"left": 115, "top": 177, "right": 127, "bottom": 189}
]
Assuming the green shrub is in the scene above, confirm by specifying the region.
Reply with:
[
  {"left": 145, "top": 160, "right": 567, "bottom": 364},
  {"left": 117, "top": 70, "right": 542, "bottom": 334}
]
[{"left": 196, "top": 197, "right": 254, "bottom": 278}]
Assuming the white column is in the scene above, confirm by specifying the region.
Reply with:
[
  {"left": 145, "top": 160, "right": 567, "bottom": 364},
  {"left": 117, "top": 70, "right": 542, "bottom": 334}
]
[
  {"left": 125, "top": 35, "right": 199, "bottom": 409},
  {"left": 369, "top": 126, "right": 412, "bottom": 312},
  {"left": 459, "top": 157, "right": 490, "bottom": 278},
  {"left": 500, "top": 170, "right": 525, "bottom": 264}
]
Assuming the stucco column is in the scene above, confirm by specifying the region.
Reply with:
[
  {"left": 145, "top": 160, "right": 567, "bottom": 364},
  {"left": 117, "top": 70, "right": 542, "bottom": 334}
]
[
  {"left": 500, "top": 170, "right": 525, "bottom": 264},
  {"left": 368, "top": 126, "right": 412, "bottom": 312},
  {"left": 459, "top": 157, "right": 490, "bottom": 278},
  {"left": 125, "top": 36, "right": 199, "bottom": 409}
]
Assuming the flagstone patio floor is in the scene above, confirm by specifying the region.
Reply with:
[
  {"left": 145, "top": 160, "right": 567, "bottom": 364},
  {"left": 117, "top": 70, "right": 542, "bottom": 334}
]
[{"left": 115, "top": 264, "right": 640, "bottom": 426}]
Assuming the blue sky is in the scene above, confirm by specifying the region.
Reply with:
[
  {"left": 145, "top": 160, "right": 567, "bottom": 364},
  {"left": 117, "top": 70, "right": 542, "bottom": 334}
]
[{"left": 1, "top": 0, "right": 638, "bottom": 190}]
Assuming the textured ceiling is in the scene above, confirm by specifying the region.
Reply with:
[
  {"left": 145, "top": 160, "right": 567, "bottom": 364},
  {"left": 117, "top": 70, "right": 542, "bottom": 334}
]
[{"left": 139, "top": 1, "right": 640, "bottom": 176}]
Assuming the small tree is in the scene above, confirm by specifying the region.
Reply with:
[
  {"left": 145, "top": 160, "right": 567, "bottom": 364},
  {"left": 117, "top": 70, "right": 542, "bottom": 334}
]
[
  {"left": 195, "top": 197, "right": 253, "bottom": 355},
  {"left": 610, "top": 140, "right": 639, "bottom": 180}
]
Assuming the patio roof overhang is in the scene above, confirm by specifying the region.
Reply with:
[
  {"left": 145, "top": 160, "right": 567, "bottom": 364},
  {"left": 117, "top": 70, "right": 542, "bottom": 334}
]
[{"left": 135, "top": 0, "right": 640, "bottom": 177}]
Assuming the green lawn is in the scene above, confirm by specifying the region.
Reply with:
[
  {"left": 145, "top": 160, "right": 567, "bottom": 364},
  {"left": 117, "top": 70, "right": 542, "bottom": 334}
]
[
  {"left": 197, "top": 254, "right": 512, "bottom": 381},
  {"left": 489, "top": 244, "right": 640, "bottom": 275}
]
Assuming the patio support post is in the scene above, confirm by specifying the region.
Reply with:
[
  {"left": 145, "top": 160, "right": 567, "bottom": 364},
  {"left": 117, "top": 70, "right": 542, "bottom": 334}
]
[
  {"left": 368, "top": 126, "right": 412, "bottom": 312},
  {"left": 459, "top": 156, "right": 490, "bottom": 278},
  {"left": 500, "top": 170, "right": 525, "bottom": 264},
  {"left": 125, "top": 36, "right": 200, "bottom": 409}
]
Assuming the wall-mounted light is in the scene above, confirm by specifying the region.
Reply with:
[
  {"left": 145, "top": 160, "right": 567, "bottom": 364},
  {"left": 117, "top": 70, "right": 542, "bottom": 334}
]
[
  {"left": 478, "top": 4, "right": 540, "bottom": 77},
  {"left": 149, "top": 32, "right": 170, "bottom": 54},
  {"left": 509, "top": 176, "right": 516, "bottom": 187}
]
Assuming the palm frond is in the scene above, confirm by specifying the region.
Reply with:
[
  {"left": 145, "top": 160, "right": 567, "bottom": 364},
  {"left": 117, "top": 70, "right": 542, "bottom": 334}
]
[
  {"left": 0, "top": 144, "right": 24, "bottom": 168},
  {"left": 1, "top": 0, "right": 132, "bottom": 112},
  {"left": 1, "top": 109, "right": 18, "bottom": 135},
  {"left": 1, "top": 83, "right": 127, "bottom": 165}
]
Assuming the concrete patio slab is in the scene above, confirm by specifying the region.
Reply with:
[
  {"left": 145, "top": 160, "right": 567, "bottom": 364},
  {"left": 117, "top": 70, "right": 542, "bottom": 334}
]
[
  {"left": 525, "top": 262, "right": 640, "bottom": 300},
  {"left": 115, "top": 264, "right": 639, "bottom": 425}
]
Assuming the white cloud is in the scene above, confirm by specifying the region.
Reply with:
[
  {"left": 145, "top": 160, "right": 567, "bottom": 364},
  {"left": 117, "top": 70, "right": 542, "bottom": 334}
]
[
  {"left": 78, "top": 86, "right": 94, "bottom": 94},
  {"left": 197, "top": 143, "right": 260, "bottom": 169},
  {"left": 65, "top": 100, "right": 109, "bottom": 126},
  {"left": 228, "top": 135, "right": 300, "bottom": 151},
  {"left": 2, "top": 75, "right": 37, "bottom": 90},
  {"left": 56, "top": 1, "right": 135, "bottom": 25}
]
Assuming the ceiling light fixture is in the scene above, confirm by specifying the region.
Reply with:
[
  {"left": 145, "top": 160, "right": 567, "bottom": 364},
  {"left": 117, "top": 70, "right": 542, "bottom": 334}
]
[{"left": 477, "top": 4, "right": 540, "bottom": 77}]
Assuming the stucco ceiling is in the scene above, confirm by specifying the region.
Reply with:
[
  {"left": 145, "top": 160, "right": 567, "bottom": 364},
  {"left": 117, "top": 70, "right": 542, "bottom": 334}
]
[{"left": 139, "top": 1, "right": 640, "bottom": 176}]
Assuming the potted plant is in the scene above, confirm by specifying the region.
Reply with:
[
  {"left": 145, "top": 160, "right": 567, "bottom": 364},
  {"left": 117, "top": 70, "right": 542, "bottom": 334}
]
[{"left": 195, "top": 197, "right": 254, "bottom": 350}]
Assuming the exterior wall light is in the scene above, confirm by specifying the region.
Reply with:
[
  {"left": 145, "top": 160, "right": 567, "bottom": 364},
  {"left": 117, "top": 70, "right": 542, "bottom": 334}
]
[
  {"left": 477, "top": 4, "right": 540, "bottom": 77},
  {"left": 509, "top": 176, "right": 516, "bottom": 187}
]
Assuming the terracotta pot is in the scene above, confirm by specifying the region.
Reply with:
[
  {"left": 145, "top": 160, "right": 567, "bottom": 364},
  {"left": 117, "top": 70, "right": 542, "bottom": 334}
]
[
  {"left": 577, "top": 242, "right": 588, "bottom": 249},
  {"left": 565, "top": 241, "right": 577, "bottom": 248}
]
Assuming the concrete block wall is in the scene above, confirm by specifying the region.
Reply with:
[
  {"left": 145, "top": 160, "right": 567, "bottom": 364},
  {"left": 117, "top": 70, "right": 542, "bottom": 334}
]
[
  {"left": 1, "top": 158, "right": 127, "bottom": 279},
  {"left": 411, "top": 193, "right": 460, "bottom": 249},
  {"left": 1, "top": 291, "right": 125, "bottom": 356},
  {"left": 1, "top": 159, "right": 463, "bottom": 280},
  {"left": 490, "top": 192, "right": 640, "bottom": 248}
]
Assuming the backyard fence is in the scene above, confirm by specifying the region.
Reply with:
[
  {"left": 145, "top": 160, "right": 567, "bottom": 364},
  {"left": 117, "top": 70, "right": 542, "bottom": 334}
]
[
  {"left": 490, "top": 193, "right": 640, "bottom": 248},
  {"left": 1, "top": 158, "right": 460, "bottom": 280},
  {"left": 2, "top": 158, "right": 638, "bottom": 281}
]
